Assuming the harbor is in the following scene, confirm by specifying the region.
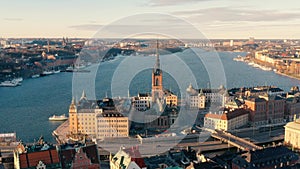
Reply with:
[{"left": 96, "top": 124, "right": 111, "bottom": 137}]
[{"left": 1, "top": 50, "right": 300, "bottom": 142}]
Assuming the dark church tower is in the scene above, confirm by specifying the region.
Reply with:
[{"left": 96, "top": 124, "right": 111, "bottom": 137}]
[{"left": 152, "top": 40, "right": 163, "bottom": 102}]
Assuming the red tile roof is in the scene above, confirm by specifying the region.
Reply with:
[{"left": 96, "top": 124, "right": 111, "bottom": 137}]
[
  {"left": 205, "top": 109, "right": 249, "bottom": 120},
  {"left": 19, "top": 149, "right": 60, "bottom": 168}
]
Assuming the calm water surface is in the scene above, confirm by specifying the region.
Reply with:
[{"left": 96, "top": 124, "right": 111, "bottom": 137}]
[{"left": 0, "top": 48, "right": 299, "bottom": 142}]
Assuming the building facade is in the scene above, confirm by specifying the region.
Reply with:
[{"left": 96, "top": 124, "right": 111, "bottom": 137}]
[
  {"left": 186, "top": 86, "right": 206, "bottom": 109},
  {"left": 244, "top": 94, "right": 285, "bottom": 125},
  {"left": 69, "top": 93, "right": 129, "bottom": 140},
  {"left": 285, "top": 118, "right": 300, "bottom": 149},
  {"left": 204, "top": 109, "right": 249, "bottom": 131},
  {"left": 186, "top": 84, "right": 230, "bottom": 109},
  {"left": 132, "top": 93, "right": 151, "bottom": 111},
  {"left": 164, "top": 90, "right": 178, "bottom": 107},
  {"left": 285, "top": 96, "right": 300, "bottom": 120}
]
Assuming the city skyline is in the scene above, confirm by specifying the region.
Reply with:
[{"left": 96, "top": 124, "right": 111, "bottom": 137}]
[{"left": 1, "top": 0, "right": 300, "bottom": 39}]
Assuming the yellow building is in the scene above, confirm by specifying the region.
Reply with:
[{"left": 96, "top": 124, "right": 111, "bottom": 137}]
[
  {"left": 96, "top": 110, "right": 129, "bottom": 138},
  {"left": 284, "top": 117, "right": 300, "bottom": 149},
  {"left": 204, "top": 109, "right": 249, "bottom": 131},
  {"left": 69, "top": 93, "right": 129, "bottom": 140},
  {"left": 164, "top": 90, "right": 178, "bottom": 107}
]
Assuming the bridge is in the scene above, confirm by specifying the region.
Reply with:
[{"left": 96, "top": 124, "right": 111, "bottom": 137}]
[{"left": 211, "top": 130, "right": 263, "bottom": 151}]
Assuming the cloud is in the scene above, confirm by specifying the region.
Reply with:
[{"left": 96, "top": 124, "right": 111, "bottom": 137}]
[
  {"left": 68, "top": 24, "right": 103, "bottom": 31},
  {"left": 146, "top": 0, "right": 210, "bottom": 6},
  {"left": 169, "top": 7, "right": 300, "bottom": 38},
  {"left": 173, "top": 7, "right": 300, "bottom": 23},
  {"left": 3, "top": 18, "right": 23, "bottom": 21}
]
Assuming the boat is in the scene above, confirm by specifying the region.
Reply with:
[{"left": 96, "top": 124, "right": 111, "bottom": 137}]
[
  {"left": 0, "top": 80, "right": 20, "bottom": 87},
  {"left": 75, "top": 64, "right": 86, "bottom": 69},
  {"left": 65, "top": 66, "right": 90, "bottom": 73},
  {"left": 52, "top": 70, "right": 61, "bottom": 74},
  {"left": 31, "top": 74, "right": 40, "bottom": 78},
  {"left": 49, "top": 114, "right": 68, "bottom": 121},
  {"left": 40, "top": 70, "right": 54, "bottom": 76},
  {"left": 12, "top": 77, "right": 23, "bottom": 83},
  {"left": 66, "top": 66, "right": 74, "bottom": 72},
  {"left": 233, "top": 55, "right": 245, "bottom": 62}
]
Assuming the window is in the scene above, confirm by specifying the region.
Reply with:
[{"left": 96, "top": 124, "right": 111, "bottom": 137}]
[{"left": 156, "top": 78, "right": 159, "bottom": 86}]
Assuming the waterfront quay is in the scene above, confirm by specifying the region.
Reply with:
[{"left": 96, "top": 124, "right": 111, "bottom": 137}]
[{"left": 53, "top": 121, "right": 284, "bottom": 157}]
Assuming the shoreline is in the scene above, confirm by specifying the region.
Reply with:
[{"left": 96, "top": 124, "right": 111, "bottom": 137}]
[
  {"left": 233, "top": 56, "right": 300, "bottom": 81},
  {"left": 275, "top": 71, "right": 300, "bottom": 81}
]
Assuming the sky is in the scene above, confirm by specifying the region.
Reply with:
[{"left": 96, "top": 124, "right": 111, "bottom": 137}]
[{"left": 1, "top": 0, "right": 300, "bottom": 39}]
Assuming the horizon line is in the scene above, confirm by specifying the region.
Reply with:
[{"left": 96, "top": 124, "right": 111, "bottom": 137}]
[{"left": 1, "top": 37, "right": 300, "bottom": 40}]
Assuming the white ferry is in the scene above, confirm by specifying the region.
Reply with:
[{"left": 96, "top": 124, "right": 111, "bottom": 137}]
[
  {"left": 0, "top": 80, "right": 21, "bottom": 87},
  {"left": 48, "top": 114, "right": 68, "bottom": 121}
]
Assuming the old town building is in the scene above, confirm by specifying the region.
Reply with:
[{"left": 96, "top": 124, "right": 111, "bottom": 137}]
[
  {"left": 285, "top": 117, "right": 300, "bottom": 150},
  {"left": 204, "top": 108, "right": 249, "bottom": 131},
  {"left": 186, "top": 84, "right": 230, "bottom": 109},
  {"left": 244, "top": 94, "right": 285, "bottom": 125},
  {"left": 69, "top": 93, "right": 129, "bottom": 140}
]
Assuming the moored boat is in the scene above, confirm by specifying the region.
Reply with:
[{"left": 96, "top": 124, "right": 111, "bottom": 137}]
[
  {"left": 0, "top": 80, "right": 21, "bottom": 87},
  {"left": 12, "top": 77, "right": 23, "bottom": 83},
  {"left": 31, "top": 74, "right": 40, "bottom": 78},
  {"left": 52, "top": 70, "right": 61, "bottom": 74},
  {"left": 40, "top": 70, "right": 54, "bottom": 76}
]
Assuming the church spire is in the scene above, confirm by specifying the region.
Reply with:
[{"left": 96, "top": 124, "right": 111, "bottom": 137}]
[
  {"left": 80, "top": 90, "right": 86, "bottom": 100},
  {"left": 151, "top": 39, "right": 163, "bottom": 102},
  {"left": 154, "top": 39, "right": 160, "bottom": 70},
  {"left": 71, "top": 97, "right": 76, "bottom": 105}
]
